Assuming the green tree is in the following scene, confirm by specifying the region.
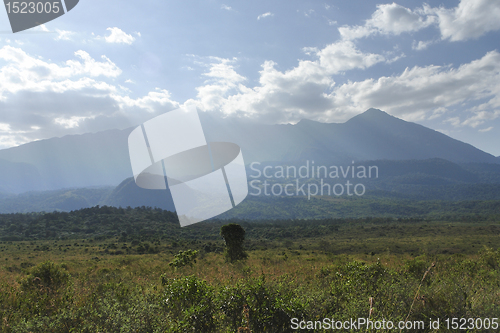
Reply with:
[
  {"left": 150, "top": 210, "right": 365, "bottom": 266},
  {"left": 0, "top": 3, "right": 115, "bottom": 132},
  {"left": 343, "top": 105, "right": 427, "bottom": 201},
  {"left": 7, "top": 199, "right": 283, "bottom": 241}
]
[
  {"left": 220, "top": 223, "right": 248, "bottom": 262},
  {"left": 169, "top": 249, "right": 198, "bottom": 269}
]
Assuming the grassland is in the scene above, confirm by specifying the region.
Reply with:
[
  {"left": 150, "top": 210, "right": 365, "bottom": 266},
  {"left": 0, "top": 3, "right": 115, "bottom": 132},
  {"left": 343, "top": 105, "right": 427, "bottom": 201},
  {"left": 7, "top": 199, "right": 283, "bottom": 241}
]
[{"left": 0, "top": 207, "right": 499, "bottom": 332}]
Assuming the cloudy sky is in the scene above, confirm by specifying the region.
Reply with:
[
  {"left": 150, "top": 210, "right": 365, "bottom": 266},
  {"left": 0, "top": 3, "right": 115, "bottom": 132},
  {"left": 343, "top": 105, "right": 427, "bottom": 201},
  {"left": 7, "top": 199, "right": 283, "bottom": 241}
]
[{"left": 0, "top": 0, "right": 499, "bottom": 155}]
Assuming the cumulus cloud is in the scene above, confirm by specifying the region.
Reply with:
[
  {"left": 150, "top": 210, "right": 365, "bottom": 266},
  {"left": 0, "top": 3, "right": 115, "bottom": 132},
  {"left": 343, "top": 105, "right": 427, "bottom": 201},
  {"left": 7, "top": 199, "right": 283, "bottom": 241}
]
[
  {"left": 339, "top": 3, "right": 435, "bottom": 40},
  {"left": 0, "top": 46, "right": 121, "bottom": 98},
  {"left": 185, "top": 41, "right": 385, "bottom": 123},
  {"left": 339, "top": 0, "right": 500, "bottom": 42},
  {"left": 317, "top": 40, "right": 385, "bottom": 74},
  {"left": 328, "top": 51, "right": 500, "bottom": 124},
  {"left": 104, "top": 27, "right": 136, "bottom": 45},
  {"left": 433, "top": 0, "right": 500, "bottom": 41},
  {"left": 0, "top": 46, "right": 177, "bottom": 148},
  {"left": 184, "top": 49, "right": 500, "bottom": 128},
  {"left": 257, "top": 12, "right": 274, "bottom": 20}
]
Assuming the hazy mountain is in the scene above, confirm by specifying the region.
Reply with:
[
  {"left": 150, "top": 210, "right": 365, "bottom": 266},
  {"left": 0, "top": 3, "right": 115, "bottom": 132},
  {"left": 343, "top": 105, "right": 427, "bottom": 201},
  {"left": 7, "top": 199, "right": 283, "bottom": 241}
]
[
  {"left": 0, "top": 157, "right": 499, "bottom": 214},
  {"left": 0, "top": 108, "right": 497, "bottom": 194},
  {"left": 0, "top": 187, "right": 112, "bottom": 213},
  {"left": 200, "top": 108, "right": 499, "bottom": 164},
  {"left": 102, "top": 177, "right": 176, "bottom": 211},
  {"left": 0, "top": 129, "right": 133, "bottom": 193},
  {"left": 0, "top": 159, "right": 45, "bottom": 193}
]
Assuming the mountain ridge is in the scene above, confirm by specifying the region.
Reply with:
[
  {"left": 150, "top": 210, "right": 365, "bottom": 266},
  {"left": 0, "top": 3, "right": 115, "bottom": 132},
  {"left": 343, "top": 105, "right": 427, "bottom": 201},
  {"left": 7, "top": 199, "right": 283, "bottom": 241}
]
[{"left": 0, "top": 108, "right": 497, "bottom": 193}]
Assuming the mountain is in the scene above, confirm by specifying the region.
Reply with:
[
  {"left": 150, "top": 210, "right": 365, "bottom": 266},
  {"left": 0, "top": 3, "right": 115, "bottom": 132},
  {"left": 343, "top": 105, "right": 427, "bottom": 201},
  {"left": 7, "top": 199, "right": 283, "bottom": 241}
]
[
  {"left": 0, "top": 157, "right": 499, "bottom": 214},
  {"left": 0, "top": 187, "right": 112, "bottom": 213},
  {"left": 0, "top": 108, "right": 498, "bottom": 193},
  {"left": 102, "top": 177, "right": 176, "bottom": 211},
  {"left": 0, "top": 129, "right": 133, "bottom": 193},
  {"left": 200, "top": 108, "right": 499, "bottom": 164},
  {"left": 0, "top": 159, "right": 45, "bottom": 193}
]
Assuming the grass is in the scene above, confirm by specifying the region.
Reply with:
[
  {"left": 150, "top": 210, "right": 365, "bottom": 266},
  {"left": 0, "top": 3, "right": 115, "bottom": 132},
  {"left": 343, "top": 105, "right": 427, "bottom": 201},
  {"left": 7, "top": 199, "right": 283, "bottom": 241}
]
[{"left": 0, "top": 218, "right": 499, "bottom": 332}]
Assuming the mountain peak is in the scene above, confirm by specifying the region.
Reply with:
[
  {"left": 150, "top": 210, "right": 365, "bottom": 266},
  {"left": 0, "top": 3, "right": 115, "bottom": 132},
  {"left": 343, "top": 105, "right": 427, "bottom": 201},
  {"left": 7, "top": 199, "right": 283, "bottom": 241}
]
[
  {"left": 346, "top": 108, "right": 399, "bottom": 125},
  {"left": 296, "top": 118, "right": 320, "bottom": 126},
  {"left": 360, "top": 108, "right": 393, "bottom": 118}
]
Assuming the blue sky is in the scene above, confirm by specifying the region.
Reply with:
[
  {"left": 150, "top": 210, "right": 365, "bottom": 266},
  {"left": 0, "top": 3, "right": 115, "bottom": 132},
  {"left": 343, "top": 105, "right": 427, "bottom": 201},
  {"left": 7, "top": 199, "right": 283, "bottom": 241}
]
[{"left": 0, "top": 0, "right": 499, "bottom": 156}]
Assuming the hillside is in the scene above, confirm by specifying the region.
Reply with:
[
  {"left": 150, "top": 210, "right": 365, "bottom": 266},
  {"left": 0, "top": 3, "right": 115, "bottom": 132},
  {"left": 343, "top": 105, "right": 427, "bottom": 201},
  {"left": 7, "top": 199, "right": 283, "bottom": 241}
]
[{"left": 0, "top": 108, "right": 497, "bottom": 194}]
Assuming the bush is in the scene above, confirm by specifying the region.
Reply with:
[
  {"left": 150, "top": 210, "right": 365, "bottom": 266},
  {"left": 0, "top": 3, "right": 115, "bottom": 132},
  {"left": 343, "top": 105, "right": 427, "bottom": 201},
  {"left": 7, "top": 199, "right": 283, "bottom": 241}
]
[
  {"left": 161, "top": 275, "right": 216, "bottom": 332},
  {"left": 169, "top": 249, "right": 198, "bottom": 269},
  {"left": 18, "top": 260, "right": 71, "bottom": 317}
]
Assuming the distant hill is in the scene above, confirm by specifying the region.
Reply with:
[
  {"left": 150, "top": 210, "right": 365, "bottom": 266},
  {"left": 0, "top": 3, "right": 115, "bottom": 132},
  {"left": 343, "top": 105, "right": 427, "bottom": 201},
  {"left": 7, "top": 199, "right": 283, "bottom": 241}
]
[
  {"left": 0, "top": 159, "right": 45, "bottom": 193},
  {"left": 0, "top": 108, "right": 497, "bottom": 194},
  {"left": 0, "top": 187, "right": 112, "bottom": 213},
  {"left": 102, "top": 177, "right": 176, "bottom": 211},
  {"left": 1, "top": 158, "right": 500, "bottom": 214},
  {"left": 0, "top": 129, "right": 133, "bottom": 193}
]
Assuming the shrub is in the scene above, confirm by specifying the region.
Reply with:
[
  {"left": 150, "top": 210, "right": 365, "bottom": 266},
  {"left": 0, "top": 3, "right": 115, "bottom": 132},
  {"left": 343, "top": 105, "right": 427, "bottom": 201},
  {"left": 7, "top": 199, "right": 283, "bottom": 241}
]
[
  {"left": 169, "top": 249, "right": 198, "bottom": 269},
  {"left": 161, "top": 275, "right": 216, "bottom": 332}
]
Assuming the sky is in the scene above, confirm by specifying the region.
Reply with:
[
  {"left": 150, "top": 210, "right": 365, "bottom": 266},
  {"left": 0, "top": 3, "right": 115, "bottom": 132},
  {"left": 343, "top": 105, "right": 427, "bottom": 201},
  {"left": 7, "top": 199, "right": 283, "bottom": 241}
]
[{"left": 0, "top": 0, "right": 499, "bottom": 156}]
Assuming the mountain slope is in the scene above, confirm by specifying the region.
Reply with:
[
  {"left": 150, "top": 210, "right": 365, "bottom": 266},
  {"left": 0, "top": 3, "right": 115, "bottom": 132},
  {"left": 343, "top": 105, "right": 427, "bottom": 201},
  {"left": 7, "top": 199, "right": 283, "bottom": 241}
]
[
  {"left": 340, "top": 109, "right": 496, "bottom": 163},
  {"left": 0, "top": 157, "right": 499, "bottom": 214},
  {"left": 0, "top": 187, "right": 112, "bottom": 213},
  {"left": 201, "top": 109, "right": 498, "bottom": 164},
  {"left": 102, "top": 177, "right": 176, "bottom": 211},
  {"left": 0, "top": 108, "right": 497, "bottom": 193},
  {"left": 0, "top": 129, "right": 133, "bottom": 192}
]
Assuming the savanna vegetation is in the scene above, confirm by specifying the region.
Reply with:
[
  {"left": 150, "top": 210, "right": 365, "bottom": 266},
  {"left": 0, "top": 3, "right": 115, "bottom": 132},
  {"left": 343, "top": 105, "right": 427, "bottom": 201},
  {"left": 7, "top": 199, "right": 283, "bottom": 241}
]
[{"left": 0, "top": 206, "right": 498, "bottom": 332}]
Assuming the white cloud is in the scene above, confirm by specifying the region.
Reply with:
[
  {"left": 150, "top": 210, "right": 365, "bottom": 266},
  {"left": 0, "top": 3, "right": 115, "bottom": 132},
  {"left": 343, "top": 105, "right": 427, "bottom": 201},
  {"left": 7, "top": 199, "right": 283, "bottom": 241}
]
[
  {"left": 445, "top": 117, "right": 462, "bottom": 127},
  {"left": 194, "top": 59, "right": 246, "bottom": 111},
  {"left": 338, "top": 0, "right": 500, "bottom": 42},
  {"left": 461, "top": 110, "right": 500, "bottom": 128},
  {"left": 221, "top": 4, "right": 232, "bottom": 11},
  {"left": 327, "top": 51, "right": 500, "bottom": 125},
  {"left": 479, "top": 126, "right": 493, "bottom": 133},
  {"left": 187, "top": 41, "right": 385, "bottom": 123},
  {"left": 185, "top": 49, "right": 500, "bottom": 128},
  {"left": 412, "top": 40, "right": 434, "bottom": 50},
  {"left": 36, "top": 24, "right": 50, "bottom": 32},
  {"left": 339, "top": 3, "right": 435, "bottom": 40},
  {"left": 104, "top": 27, "right": 136, "bottom": 45},
  {"left": 55, "top": 29, "right": 74, "bottom": 41},
  {"left": 112, "top": 88, "right": 179, "bottom": 114},
  {"left": 54, "top": 116, "right": 92, "bottom": 129},
  {"left": 304, "top": 9, "right": 315, "bottom": 18},
  {"left": 0, "top": 46, "right": 121, "bottom": 99},
  {"left": 433, "top": 0, "right": 500, "bottom": 41},
  {"left": 0, "top": 46, "right": 178, "bottom": 148},
  {"left": 317, "top": 40, "right": 385, "bottom": 74},
  {"left": 257, "top": 12, "right": 274, "bottom": 20}
]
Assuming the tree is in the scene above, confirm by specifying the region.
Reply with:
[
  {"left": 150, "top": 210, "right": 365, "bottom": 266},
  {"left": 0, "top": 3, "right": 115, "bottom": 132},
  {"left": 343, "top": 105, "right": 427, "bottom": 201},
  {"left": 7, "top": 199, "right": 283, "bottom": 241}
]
[{"left": 220, "top": 223, "right": 248, "bottom": 262}]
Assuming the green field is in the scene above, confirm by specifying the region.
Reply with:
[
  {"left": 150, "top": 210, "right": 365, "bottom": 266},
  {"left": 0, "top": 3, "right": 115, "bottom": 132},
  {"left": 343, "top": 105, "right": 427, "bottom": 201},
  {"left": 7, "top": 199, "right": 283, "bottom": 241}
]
[{"left": 0, "top": 206, "right": 499, "bottom": 332}]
